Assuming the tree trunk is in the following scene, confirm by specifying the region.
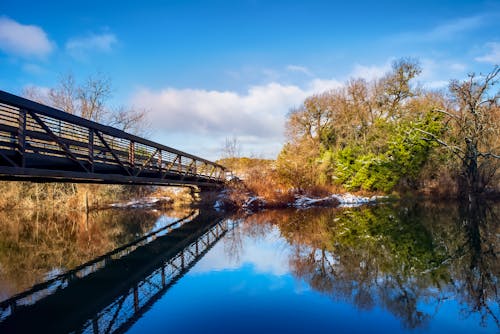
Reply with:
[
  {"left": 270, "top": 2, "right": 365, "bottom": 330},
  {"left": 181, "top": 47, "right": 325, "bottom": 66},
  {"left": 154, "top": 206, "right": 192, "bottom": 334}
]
[{"left": 459, "top": 139, "right": 483, "bottom": 201}]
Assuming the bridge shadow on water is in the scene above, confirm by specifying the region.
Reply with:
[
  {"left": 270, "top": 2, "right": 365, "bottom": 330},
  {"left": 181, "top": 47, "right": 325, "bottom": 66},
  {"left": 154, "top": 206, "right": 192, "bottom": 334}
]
[{"left": 0, "top": 210, "right": 232, "bottom": 333}]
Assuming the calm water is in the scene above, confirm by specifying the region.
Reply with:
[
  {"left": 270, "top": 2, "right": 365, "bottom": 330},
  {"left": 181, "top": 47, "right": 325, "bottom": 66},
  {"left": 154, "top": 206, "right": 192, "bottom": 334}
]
[{"left": 0, "top": 201, "right": 498, "bottom": 333}]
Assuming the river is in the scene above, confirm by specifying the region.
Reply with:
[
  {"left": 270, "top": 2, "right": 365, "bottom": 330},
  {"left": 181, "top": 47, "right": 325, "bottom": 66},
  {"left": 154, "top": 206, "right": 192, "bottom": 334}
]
[{"left": 0, "top": 201, "right": 498, "bottom": 333}]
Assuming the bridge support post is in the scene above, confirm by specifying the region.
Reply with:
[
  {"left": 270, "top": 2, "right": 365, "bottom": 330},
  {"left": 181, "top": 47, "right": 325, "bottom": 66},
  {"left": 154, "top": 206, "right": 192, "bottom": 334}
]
[
  {"left": 133, "top": 284, "right": 139, "bottom": 312},
  {"left": 189, "top": 186, "right": 201, "bottom": 203},
  {"left": 88, "top": 129, "right": 94, "bottom": 172},
  {"left": 158, "top": 150, "right": 162, "bottom": 171},
  {"left": 128, "top": 141, "right": 135, "bottom": 168},
  {"left": 190, "top": 185, "right": 226, "bottom": 208},
  {"left": 17, "top": 109, "right": 26, "bottom": 167}
]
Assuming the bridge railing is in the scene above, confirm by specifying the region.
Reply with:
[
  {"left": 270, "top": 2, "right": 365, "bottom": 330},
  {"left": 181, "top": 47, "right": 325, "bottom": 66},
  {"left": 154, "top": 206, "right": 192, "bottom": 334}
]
[{"left": 0, "top": 90, "right": 227, "bottom": 186}]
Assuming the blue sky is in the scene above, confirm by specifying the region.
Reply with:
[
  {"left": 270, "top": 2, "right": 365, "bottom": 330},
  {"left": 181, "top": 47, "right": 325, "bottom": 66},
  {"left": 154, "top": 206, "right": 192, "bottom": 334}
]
[{"left": 1, "top": 0, "right": 499, "bottom": 159}]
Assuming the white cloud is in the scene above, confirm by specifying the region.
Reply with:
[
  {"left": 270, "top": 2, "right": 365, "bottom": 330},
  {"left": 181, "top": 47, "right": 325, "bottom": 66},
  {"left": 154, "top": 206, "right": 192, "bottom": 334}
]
[
  {"left": 426, "top": 15, "right": 484, "bottom": 40},
  {"left": 449, "top": 62, "right": 467, "bottom": 72},
  {"left": 131, "top": 78, "right": 342, "bottom": 158},
  {"left": 191, "top": 226, "right": 291, "bottom": 276},
  {"left": 423, "top": 80, "right": 449, "bottom": 90},
  {"left": 132, "top": 83, "right": 302, "bottom": 138},
  {"left": 131, "top": 79, "right": 341, "bottom": 158},
  {"left": 393, "top": 14, "right": 486, "bottom": 43},
  {"left": 0, "top": 17, "right": 53, "bottom": 57},
  {"left": 66, "top": 32, "right": 117, "bottom": 59},
  {"left": 21, "top": 84, "right": 51, "bottom": 104},
  {"left": 350, "top": 62, "right": 391, "bottom": 81},
  {"left": 22, "top": 63, "right": 46, "bottom": 75},
  {"left": 417, "top": 58, "right": 468, "bottom": 90},
  {"left": 475, "top": 42, "right": 500, "bottom": 64},
  {"left": 286, "top": 65, "right": 313, "bottom": 76},
  {"left": 307, "top": 78, "right": 343, "bottom": 92}
]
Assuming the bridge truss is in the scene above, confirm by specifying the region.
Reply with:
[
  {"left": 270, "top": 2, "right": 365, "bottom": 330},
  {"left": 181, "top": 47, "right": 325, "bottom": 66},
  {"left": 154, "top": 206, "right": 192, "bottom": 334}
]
[{"left": 0, "top": 90, "right": 227, "bottom": 187}]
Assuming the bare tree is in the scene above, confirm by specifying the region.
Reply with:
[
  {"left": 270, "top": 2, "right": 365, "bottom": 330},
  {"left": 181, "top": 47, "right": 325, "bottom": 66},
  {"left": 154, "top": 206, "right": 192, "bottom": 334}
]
[
  {"left": 222, "top": 136, "right": 241, "bottom": 159},
  {"left": 22, "top": 72, "right": 111, "bottom": 122},
  {"left": 23, "top": 73, "right": 150, "bottom": 136},
  {"left": 419, "top": 66, "right": 500, "bottom": 199},
  {"left": 378, "top": 58, "right": 422, "bottom": 118},
  {"left": 77, "top": 73, "right": 111, "bottom": 122},
  {"left": 286, "top": 92, "right": 336, "bottom": 144},
  {"left": 48, "top": 73, "right": 78, "bottom": 115},
  {"left": 109, "top": 106, "right": 150, "bottom": 136}
]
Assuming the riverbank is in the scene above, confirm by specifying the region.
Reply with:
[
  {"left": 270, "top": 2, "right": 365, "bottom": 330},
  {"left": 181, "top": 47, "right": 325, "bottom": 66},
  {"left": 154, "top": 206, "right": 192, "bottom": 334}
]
[{"left": 213, "top": 185, "right": 388, "bottom": 212}]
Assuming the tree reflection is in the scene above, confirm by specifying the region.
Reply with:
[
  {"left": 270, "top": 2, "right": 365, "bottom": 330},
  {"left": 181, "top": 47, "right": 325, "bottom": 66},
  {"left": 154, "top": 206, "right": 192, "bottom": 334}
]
[
  {"left": 244, "top": 202, "right": 499, "bottom": 330},
  {"left": 455, "top": 201, "right": 499, "bottom": 327}
]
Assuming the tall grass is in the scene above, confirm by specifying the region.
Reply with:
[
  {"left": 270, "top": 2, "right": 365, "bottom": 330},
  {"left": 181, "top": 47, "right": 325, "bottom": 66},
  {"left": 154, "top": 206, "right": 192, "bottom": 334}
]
[{"left": 0, "top": 181, "right": 157, "bottom": 211}]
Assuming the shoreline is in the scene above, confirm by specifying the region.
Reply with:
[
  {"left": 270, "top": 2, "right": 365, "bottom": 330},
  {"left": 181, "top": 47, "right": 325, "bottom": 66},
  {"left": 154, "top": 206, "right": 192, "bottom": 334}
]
[{"left": 214, "top": 189, "right": 390, "bottom": 212}]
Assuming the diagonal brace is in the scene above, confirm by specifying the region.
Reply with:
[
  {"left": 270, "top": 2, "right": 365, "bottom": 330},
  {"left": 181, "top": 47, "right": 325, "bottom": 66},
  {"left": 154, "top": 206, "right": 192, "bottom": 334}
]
[
  {"left": 94, "top": 131, "right": 132, "bottom": 176},
  {"left": 28, "top": 111, "right": 90, "bottom": 173},
  {"left": 135, "top": 148, "right": 159, "bottom": 177}
]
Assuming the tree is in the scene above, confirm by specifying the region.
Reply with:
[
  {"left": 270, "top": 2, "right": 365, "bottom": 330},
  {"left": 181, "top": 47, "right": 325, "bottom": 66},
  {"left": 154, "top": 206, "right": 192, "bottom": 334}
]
[
  {"left": 77, "top": 73, "right": 112, "bottom": 122},
  {"left": 276, "top": 139, "right": 320, "bottom": 189},
  {"left": 48, "top": 73, "right": 78, "bottom": 115},
  {"left": 109, "top": 106, "right": 150, "bottom": 136},
  {"left": 378, "top": 58, "right": 422, "bottom": 117},
  {"left": 319, "top": 59, "right": 436, "bottom": 192},
  {"left": 419, "top": 66, "right": 500, "bottom": 199},
  {"left": 23, "top": 72, "right": 149, "bottom": 136},
  {"left": 221, "top": 136, "right": 241, "bottom": 159},
  {"left": 286, "top": 92, "right": 338, "bottom": 145}
]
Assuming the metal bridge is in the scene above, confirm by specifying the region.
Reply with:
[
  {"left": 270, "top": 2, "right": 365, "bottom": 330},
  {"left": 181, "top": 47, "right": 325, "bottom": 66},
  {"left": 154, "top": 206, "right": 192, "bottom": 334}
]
[
  {"left": 0, "top": 90, "right": 227, "bottom": 187},
  {"left": 0, "top": 211, "right": 234, "bottom": 333}
]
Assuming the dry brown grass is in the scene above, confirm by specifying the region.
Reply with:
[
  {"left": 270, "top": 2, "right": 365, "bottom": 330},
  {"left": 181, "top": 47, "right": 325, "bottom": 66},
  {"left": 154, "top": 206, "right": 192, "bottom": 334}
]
[
  {"left": 0, "top": 181, "right": 158, "bottom": 211},
  {"left": 243, "top": 167, "right": 295, "bottom": 207}
]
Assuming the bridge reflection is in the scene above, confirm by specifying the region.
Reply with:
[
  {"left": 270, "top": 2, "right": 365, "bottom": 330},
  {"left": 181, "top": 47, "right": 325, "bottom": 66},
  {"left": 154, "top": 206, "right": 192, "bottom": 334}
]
[{"left": 0, "top": 211, "right": 234, "bottom": 333}]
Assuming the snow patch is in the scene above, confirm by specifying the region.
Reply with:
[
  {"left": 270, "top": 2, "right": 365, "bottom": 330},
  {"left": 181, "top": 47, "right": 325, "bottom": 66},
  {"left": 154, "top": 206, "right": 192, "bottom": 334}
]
[
  {"left": 242, "top": 196, "right": 266, "bottom": 211},
  {"left": 294, "top": 193, "right": 384, "bottom": 208},
  {"left": 110, "top": 196, "right": 173, "bottom": 209}
]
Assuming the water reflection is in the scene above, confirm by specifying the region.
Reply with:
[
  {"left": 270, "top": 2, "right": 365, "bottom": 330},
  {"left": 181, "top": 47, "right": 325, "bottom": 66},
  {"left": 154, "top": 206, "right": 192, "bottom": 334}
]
[
  {"left": 0, "top": 201, "right": 498, "bottom": 333},
  {"left": 0, "top": 207, "right": 193, "bottom": 302},
  {"left": 0, "top": 210, "right": 229, "bottom": 333},
  {"left": 243, "top": 202, "right": 499, "bottom": 330}
]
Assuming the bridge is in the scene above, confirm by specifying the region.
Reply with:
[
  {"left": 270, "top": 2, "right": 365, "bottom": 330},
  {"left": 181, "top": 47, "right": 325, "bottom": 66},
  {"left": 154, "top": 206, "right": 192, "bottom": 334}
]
[{"left": 0, "top": 90, "right": 227, "bottom": 187}]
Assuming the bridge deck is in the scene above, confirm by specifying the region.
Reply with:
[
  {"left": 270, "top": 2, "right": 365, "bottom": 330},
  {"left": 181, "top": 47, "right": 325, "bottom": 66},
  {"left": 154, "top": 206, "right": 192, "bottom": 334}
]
[{"left": 0, "top": 90, "right": 227, "bottom": 187}]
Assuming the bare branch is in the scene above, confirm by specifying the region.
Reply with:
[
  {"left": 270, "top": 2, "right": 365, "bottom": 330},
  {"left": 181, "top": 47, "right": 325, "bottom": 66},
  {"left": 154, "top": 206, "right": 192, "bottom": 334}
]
[
  {"left": 433, "top": 108, "right": 462, "bottom": 122},
  {"left": 415, "top": 128, "right": 464, "bottom": 156},
  {"left": 479, "top": 152, "right": 500, "bottom": 159}
]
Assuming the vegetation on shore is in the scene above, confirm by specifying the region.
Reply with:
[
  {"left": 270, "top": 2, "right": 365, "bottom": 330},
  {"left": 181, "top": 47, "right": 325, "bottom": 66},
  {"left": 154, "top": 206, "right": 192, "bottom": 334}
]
[{"left": 221, "top": 60, "right": 500, "bottom": 204}]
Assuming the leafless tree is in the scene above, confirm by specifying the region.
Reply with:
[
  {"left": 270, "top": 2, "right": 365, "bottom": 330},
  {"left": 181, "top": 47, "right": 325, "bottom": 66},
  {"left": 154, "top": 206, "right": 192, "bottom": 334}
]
[
  {"left": 23, "top": 72, "right": 150, "bottom": 136},
  {"left": 49, "top": 73, "right": 78, "bottom": 115},
  {"left": 221, "top": 136, "right": 241, "bottom": 159},
  {"left": 418, "top": 66, "right": 500, "bottom": 199},
  {"left": 77, "top": 73, "right": 111, "bottom": 122},
  {"left": 109, "top": 106, "right": 150, "bottom": 136}
]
